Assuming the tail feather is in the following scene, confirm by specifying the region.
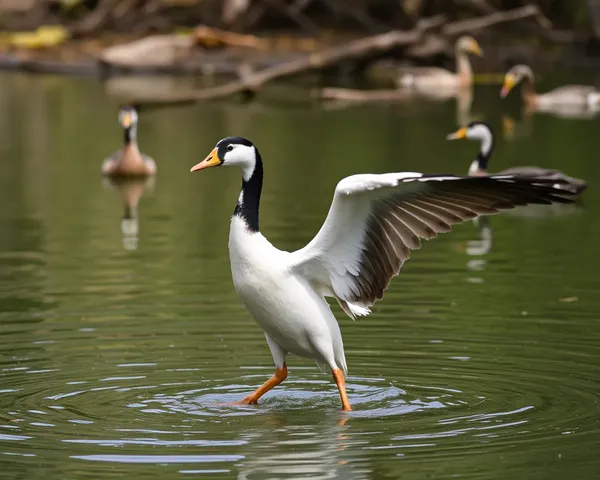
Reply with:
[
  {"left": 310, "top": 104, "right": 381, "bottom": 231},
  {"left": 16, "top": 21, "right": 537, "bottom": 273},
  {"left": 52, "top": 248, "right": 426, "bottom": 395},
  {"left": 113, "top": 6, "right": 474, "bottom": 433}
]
[{"left": 337, "top": 297, "right": 371, "bottom": 320}]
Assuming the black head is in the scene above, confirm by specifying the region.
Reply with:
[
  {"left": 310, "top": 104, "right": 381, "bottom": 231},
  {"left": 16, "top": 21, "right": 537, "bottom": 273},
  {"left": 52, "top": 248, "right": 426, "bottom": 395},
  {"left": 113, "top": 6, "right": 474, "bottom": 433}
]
[{"left": 215, "top": 136, "right": 255, "bottom": 165}]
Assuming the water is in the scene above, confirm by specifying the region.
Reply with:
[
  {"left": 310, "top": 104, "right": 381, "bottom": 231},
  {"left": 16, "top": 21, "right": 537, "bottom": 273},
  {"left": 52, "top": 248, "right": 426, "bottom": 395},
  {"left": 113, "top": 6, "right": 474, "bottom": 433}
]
[{"left": 1, "top": 72, "right": 599, "bottom": 479}]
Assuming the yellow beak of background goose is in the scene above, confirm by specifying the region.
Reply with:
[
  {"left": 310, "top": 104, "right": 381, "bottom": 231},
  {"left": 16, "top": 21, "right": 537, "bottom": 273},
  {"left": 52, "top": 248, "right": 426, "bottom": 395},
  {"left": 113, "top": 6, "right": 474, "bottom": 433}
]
[
  {"left": 120, "top": 111, "right": 133, "bottom": 128},
  {"left": 446, "top": 128, "right": 467, "bottom": 141},
  {"left": 470, "top": 41, "right": 483, "bottom": 56},
  {"left": 190, "top": 148, "right": 222, "bottom": 172},
  {"left": 501, "top": 74, "right": 516, "bottom": 98}
]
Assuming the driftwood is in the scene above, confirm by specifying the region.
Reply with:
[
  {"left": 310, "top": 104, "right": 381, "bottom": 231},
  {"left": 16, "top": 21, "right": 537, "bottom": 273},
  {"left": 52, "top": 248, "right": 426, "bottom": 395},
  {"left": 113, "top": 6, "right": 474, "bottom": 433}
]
[
  {"left": 194, "top": 25, "right": 268, "bottom": 50},
  {"left": 127, "top": 15, "right": 446, "bottom": 104},
  {"left": 405, "top": 4, "right": 554, "bottom": 58},
  {"left": 126, "top": 4, "right": 549, "bottom": 105},
  {"left": 443, "top": 4, "right": 551, "bottom": 36}
]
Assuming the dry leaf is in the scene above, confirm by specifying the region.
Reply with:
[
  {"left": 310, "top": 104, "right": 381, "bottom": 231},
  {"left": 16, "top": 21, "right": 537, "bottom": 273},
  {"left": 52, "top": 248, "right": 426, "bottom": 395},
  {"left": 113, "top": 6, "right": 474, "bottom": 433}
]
[
  {"left": 8, "top": 26, "right": 69, "bottom": 50},
  {"left": 558, "top": 296, "right": 579, "bottom": 303}
]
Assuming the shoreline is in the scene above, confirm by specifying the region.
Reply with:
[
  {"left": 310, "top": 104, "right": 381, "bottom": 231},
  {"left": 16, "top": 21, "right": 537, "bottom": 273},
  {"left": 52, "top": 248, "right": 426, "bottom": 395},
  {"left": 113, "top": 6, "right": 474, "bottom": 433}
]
[
  {"left": 0, "top": 2, "right": 598, "bottom": 84},
  {"left": 0, "top": 38, "right": 596, "bottom": 79},
  {"left": 1, "top": 16, "right": 597, "bottom": 107}
]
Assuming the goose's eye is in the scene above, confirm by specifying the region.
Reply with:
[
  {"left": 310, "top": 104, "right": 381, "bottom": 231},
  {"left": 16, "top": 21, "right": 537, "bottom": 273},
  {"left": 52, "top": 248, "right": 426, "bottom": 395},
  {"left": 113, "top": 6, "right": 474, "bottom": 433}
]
[{"left": 226, "top": 145, "right": 234, "bottom": 152}]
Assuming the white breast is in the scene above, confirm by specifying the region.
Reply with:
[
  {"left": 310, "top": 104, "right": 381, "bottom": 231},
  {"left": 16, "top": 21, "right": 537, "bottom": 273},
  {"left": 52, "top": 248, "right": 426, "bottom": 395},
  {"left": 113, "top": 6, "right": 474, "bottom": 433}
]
[
  {"left": 228, "top": 216, "right": 344, "bottom": 366},
  {"left": 228, "top": 216, "right": 287, "bottom": 297}
]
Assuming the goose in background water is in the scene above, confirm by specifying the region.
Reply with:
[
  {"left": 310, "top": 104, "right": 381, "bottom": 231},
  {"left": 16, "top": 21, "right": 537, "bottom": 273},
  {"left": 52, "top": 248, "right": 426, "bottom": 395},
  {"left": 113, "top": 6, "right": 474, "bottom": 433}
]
[
  {"left": 501, "top": 65, "right": 600, "bottom": 110},
  {"left": 102, "top": 106, "right": 157, "bottom": 177},
  {"left": 190, "top": 136, "right": 573, "bottom": 411},
  {"left": 397, "top": 36, "right": 483, "bottom": 90},
  {"left": 447, "top": 121, "right": 587, "bottom": 196}
]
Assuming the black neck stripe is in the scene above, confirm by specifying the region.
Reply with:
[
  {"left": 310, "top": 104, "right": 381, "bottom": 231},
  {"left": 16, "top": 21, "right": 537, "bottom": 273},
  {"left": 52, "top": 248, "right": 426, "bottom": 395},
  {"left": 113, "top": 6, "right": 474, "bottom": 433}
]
[{"left": 233, "top": 149, "right": 263, "bottom": 233}]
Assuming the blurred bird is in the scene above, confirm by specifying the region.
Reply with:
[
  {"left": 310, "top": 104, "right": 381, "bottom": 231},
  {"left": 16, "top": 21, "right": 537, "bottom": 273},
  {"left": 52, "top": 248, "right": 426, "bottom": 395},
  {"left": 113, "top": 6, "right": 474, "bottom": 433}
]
[
  {"left": 501, "top": 64, "right": 600, "bottom": 109},
  {"left": 102, "top": 106, "right": 157, "bottom": 177},
  {"left": 447, "top": 121, "right": 586, "bottom": 196},
  {"left": 397, "top": 36, "right": 483, "bottom": 90}
]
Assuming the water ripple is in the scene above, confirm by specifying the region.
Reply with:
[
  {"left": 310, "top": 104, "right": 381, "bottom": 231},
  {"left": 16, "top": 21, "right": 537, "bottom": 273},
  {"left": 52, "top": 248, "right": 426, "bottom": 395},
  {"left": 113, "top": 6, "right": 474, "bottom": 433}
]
[{"left": 1, "top": 81, "right": 600, "bottom": 479}]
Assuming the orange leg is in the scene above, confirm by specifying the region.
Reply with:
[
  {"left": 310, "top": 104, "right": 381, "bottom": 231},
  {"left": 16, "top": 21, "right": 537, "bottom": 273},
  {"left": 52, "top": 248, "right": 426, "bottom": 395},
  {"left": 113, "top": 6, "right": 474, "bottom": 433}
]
[
  {"left": 240, "top": 364, "right": 288, "bottom": 405},
  {"left": 332, "top": 368, "right": 352, "bottom": 411}
]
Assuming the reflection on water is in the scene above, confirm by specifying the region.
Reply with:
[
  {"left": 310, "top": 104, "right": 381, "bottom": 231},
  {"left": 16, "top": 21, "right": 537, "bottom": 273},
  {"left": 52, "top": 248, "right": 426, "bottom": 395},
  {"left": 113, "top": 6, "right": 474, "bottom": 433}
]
[
  {"left": 503, "top": 106, "right": 600, "bottom": 142},
  {"left": 0, "top": 72, "right": 599, "bottom": 479},
  {"left": 526, "top": 102, "right": 600, "bottom": 120},
  {"left": 466, "top": 218, "right": 493, "bottom": 258},
  {"left": 463, "top": 217, "right": 493, "bottom": 275},
  {"left": 103, "top": 177, "right": 155, "bottom": 251},
  {"left": 404, "top": 85, "right": 474, "bottom": 127}
]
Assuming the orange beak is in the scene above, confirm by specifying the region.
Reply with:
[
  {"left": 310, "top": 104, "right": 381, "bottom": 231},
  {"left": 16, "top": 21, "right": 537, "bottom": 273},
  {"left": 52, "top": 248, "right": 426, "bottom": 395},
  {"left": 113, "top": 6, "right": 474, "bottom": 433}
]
[
  {"left": 470, "top": 41, "right": 483, "bottom": 57},
  {"left": 500, "top": 74, "right": 516, "bottom": 98},
  {"left": 190, "top": 148, "right": 221, "bottom": 172},
  {"left": 446, "top": 127, "right": 467, "bottom": 141}
]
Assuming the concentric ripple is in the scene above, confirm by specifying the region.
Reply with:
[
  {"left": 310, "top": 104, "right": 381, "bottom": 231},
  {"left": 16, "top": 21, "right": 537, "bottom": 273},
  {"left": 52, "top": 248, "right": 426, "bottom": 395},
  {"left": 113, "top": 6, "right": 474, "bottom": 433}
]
[{"left": 1, "top": 292, "right": 599, "bottom": 479}]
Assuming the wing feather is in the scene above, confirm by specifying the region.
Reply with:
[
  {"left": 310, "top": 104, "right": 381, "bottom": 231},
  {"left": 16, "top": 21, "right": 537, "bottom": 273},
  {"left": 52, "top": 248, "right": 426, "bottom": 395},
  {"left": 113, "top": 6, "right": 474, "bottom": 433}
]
[{"left": 289, "top": 173, "right": 573, "bottom": 317}]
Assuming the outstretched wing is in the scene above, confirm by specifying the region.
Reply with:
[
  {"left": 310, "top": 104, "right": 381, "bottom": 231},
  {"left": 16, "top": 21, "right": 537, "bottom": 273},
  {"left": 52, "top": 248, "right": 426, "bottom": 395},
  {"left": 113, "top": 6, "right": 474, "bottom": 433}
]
[{"left": 289, "top": 173, "right": 572, "bottom": 318}]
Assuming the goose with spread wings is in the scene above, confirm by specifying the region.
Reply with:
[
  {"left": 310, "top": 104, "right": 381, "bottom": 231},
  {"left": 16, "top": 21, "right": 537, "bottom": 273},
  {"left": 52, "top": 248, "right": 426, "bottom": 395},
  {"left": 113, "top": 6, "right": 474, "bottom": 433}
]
[{"left": 190, "top": 137, "right": 572, "bottom": 411}]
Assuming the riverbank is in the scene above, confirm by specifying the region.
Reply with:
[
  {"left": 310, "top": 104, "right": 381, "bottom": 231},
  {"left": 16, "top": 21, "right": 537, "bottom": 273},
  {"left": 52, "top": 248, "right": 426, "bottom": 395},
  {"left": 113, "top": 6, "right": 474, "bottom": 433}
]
[{"left": 2, "top": 3, "right": 599, "bottom": 106}]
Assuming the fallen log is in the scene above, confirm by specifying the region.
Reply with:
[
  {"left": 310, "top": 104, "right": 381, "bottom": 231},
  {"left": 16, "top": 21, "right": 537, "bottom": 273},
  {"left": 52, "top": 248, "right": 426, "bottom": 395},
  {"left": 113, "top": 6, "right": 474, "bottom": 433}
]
[
  {"left": 406, "top": 4, "right": 555, "bottom": 58},
  {"left": 443, "top": 4, "right": 550, "bottom": 36},
  {"left": 193, "top": 25, "right": 268, "bottom": 50},
  {"left": 123, "top": 5, "right": 562, "bottom": 105},
  {"left": 125, "top": 15, "right": 446, "bottom": 104}
]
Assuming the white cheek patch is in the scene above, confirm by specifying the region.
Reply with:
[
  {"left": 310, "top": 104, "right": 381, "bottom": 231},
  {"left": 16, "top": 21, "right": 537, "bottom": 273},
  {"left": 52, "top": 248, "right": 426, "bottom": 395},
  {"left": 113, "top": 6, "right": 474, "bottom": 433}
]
[
  {"left": 468, "top": 125, "right": 492, "bottom": 156},
  {"left": 220, "top": 143, "right": 258, "bottom": 181}
]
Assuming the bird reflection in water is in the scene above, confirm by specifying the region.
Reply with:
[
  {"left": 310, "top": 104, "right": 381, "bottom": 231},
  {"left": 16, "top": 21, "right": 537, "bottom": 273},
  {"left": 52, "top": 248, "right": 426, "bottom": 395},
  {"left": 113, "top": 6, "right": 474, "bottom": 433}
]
[
  {"left": 502, "top": 107, "right": 599, "bottom": 144},
  {"left": 236, "top": 412, "right": 364, "bottom": 480},
  {"left": 317, "top": 85, "right": 474, "bottom": 131},
  {"left": 501, "top": 114, "right": 533, "bottom": 142},
  {"left": 465, "top": 217, "right": 493, "bottom": 275},
  {"left": 408, "top": 85, "right": 474, "bottom": 127},
  {"left": 103, "top": 176, "right": 154, "bottom": 251}
]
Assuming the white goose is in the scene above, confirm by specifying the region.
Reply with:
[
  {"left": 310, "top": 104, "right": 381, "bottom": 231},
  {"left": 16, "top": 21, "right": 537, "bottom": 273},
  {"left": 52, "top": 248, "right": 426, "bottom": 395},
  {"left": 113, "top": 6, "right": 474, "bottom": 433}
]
[
  {"left": 447, "top": 121, "right": 587, "bottom": 195},
  {"left": 501, "top": 64, "right": 600, "bottom": 109},
  {"left": 190, "top": 136, "right": 572, "bottom": 411}
]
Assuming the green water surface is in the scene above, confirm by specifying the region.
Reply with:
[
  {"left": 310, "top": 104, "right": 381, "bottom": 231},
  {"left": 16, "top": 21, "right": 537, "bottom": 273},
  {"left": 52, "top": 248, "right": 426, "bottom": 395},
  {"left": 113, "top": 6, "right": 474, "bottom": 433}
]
[{"left": 0, "top": 73, "right": 599, "bottom": 479}]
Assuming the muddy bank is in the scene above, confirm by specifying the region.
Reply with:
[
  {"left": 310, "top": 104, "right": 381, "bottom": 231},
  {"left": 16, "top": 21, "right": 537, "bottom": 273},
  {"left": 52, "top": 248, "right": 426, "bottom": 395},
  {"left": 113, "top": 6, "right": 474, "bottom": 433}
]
[
  {"left": 0, "top": 6, "right": 588, "bottom": 78},
  {"left": 1, "top": 3, "right": 599, "bottom": 105}
]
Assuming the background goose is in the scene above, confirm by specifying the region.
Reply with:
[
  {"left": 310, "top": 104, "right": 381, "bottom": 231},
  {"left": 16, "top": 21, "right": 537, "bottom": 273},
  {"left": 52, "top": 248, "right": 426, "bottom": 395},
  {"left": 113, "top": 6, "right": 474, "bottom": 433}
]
[
  {"left": 397, "top": 36, "right": 482, "bottom": 89},
  {"left": 190, "top": 136, "right": 572, "bottom": 411},
  {"left": 501, "top": 65, "right": 600, "bottom": 109},
  {"left": 102, "top": 106, "right": 157, "bottom": 177},
  {"left": 447, "top": 121, "right": 587, "bottom": 195}
]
